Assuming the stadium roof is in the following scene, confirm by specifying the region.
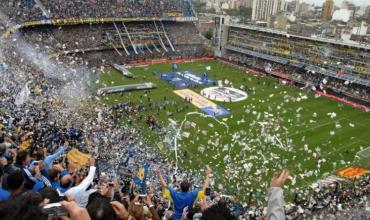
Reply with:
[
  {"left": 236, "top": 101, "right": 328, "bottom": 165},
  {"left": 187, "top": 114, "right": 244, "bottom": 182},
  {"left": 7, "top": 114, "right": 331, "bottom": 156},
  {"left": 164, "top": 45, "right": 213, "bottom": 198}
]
[
  {"left": 225, "top": 45, "right": 289, "bottom": 64},
  {"left": 228, "top": 23, "right": 370, "bottom": 50}
]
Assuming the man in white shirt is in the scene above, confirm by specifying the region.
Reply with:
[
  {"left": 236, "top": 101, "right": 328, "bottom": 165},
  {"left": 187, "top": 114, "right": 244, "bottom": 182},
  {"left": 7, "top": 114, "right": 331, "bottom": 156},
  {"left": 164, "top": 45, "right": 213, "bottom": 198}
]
[{"left": 65, "top": 158, "right": 97, "bottom": 207}]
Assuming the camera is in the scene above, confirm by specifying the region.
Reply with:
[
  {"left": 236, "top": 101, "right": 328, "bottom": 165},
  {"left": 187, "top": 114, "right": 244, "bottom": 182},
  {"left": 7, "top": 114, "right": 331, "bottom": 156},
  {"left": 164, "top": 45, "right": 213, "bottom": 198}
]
[
  {"left": 43, "top": 203, "right": 67, "bottom": 217},
  {"left": 205, "top": 187, "right": 211, "bottom": 196}
]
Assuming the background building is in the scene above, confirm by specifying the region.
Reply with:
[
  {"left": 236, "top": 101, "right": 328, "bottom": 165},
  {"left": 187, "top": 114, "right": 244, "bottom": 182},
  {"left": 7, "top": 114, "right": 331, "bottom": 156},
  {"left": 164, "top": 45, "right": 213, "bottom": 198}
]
[
  {"left": 364, "top": 5, "right": 370, "bottom": 22},
  {"left": 286, "top": 0, "right": 300, "bottom": 13},
  {"left": 298, "top": 2, "right": 312, "bottom": 15},
  {"left": 252, "top": 0, "right": 286, "bottom": 21},
  {"left": 321, "top": 0, "right": 335, "bottom": 22},
  {"left": 244, "top": 0, "right": 254, "bottom": 8}
]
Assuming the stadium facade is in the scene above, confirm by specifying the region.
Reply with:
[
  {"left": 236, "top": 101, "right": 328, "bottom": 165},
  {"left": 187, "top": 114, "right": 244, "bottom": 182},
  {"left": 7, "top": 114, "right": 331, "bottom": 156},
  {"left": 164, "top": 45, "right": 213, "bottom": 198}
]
[
  {"left": 1, "top": 0, "right": 208, "bottom": 67},
  {"left": 0, "top": 1, "right": 369, "bottom": 219},
  {"left": 214, "top": 16, "right": 370, "bottom": 107}
]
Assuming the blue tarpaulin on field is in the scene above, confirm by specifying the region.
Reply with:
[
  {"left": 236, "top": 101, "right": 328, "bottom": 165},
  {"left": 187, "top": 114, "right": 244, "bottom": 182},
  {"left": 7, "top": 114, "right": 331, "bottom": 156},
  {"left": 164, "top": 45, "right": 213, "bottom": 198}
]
[
  {"left": 202, "top": 105, "right": 231, "bottom": 117},
  {"left": 155, "top": 70, "right": 214, "bottom": 88}
]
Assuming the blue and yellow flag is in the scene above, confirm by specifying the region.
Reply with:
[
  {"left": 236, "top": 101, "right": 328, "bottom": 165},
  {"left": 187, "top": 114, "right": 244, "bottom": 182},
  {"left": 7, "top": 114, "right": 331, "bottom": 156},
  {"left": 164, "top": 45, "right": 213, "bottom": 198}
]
[{"left": 134, "top": 164, "right": 150, "bottom": 194}]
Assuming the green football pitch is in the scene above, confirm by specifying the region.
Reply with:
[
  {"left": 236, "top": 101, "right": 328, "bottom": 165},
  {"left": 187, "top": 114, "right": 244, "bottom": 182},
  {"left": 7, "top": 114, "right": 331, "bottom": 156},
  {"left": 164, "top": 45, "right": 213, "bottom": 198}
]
[{"left": 98, "top": 60, "right": 370, "bottom": 202}]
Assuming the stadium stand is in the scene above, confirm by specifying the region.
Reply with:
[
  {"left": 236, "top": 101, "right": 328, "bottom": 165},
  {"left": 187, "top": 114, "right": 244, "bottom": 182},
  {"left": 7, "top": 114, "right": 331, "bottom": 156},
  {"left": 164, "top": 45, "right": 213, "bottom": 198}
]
[
  {"left": 0, "top": 2, "right": 369, "bottom": 220},
  {"left": 13, "top": 20, "right": 206, "bottom": 66},
  {"left": 223, "top": 25, "right": 370, "bottom": 105},
  {"left": 0, "top": 0, "right": 196, "bottom": 24}
]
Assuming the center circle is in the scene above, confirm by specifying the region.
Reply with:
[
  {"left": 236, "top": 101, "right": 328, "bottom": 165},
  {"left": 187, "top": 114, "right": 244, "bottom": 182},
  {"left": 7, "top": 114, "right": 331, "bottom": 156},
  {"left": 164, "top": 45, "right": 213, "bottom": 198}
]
[{"left": 200, "top": 87, "right": 248, "bottom": 102}]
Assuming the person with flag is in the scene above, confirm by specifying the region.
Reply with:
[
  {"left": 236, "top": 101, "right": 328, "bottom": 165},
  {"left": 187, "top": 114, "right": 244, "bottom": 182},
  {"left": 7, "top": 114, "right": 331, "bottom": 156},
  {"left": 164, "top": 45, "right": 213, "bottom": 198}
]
[
  {"left": 134, "top": 163, "right": 150, "bottom": 194},
  {"left": 155, "top": 165, "right": 211, "bottom": 220},
  {"left": 121, "top": 146, "right": 133, "bottom": 167}
]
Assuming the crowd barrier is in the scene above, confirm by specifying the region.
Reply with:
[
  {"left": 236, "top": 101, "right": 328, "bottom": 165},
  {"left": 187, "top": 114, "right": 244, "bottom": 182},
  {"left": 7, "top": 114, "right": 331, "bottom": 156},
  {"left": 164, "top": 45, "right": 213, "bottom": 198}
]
[
  {"left": 125, "top": 56, "right": 214, "bottom": 68},
  {"left": 315, "top": 90, "right": 370, "bottom": 112}
]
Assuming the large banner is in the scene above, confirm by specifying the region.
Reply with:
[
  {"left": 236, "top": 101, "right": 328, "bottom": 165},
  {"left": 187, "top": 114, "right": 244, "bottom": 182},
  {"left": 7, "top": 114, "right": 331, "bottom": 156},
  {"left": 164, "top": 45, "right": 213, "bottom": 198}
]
[
  {"left": 174, "top": 89, "right": 215, "bottom": 109},
  {"left": 173, "top": 89, "right": 230, "bottom": 117},
  {"left": 97, "top": 83, "right": 156, "bottom": 95},
  {"left": 155, "top": 70, "right": 214, "bottom": 88}
]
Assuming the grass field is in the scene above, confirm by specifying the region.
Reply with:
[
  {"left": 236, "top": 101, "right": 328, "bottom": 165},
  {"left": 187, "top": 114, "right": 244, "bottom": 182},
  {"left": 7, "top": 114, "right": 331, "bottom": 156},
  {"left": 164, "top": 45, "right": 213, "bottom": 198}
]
[{"left": 98, "top": 60, "right": 370, "bottom": 203}]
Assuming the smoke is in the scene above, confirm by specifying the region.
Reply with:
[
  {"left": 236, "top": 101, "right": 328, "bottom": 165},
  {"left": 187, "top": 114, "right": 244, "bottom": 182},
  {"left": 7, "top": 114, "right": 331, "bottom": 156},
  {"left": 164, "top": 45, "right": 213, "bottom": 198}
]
[{"left": 0, "top": 12, "right": 95, "bottom": 122}]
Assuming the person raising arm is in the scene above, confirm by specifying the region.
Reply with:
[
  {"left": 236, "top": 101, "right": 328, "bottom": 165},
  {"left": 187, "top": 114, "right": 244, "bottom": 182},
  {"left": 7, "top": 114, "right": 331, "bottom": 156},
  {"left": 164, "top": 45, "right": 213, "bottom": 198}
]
[
  {"left": 202, "top": 165, "right": 211, "bottom": 193},
  {"left": 155, "top": 166, "right": 212, "bottom": 220},
  {"left": 156, "top": 167, "right": 167, "bottom": 188},
  {"left": 267, "top": 169, "right": 290, "bottom": 220}
]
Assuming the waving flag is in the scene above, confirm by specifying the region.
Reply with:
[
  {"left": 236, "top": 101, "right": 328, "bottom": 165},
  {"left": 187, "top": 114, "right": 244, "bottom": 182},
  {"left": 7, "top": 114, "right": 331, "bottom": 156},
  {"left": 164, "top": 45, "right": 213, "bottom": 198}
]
[
  {"left": 134, "top": 164, "right": 150, "bottom": 194},
  {"left": 121, "top": 147, "right": 133, "bottom": 167}
]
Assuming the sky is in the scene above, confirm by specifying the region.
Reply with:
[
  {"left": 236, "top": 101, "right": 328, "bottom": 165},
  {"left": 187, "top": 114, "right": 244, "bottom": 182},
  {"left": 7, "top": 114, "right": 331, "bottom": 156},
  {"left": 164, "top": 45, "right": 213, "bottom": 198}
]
[{"left": 300, "top": 0, "right": 369, "bottom": 7}]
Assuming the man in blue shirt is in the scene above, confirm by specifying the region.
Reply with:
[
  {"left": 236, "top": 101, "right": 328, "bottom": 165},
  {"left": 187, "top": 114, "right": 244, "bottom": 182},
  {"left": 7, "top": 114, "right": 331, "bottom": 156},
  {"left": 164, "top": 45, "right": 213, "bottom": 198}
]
[
  {"left": 156, "top": 166, "right": 211, "bottom": 220},
  {"left": 0, "top": 165, "right": 10, "bottom": 201}
]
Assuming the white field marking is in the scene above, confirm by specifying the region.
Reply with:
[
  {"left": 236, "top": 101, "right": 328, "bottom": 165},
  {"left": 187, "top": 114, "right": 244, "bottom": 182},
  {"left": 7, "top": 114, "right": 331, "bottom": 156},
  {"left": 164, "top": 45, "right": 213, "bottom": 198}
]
[
  {"left": 286, "top": 118, "right": 346, "bottom": 138},
  {"left": 343, "top": 117, "right": 370, "bottom": 129},
  {"left": 321, "top": 140, "right": 368, "bottom": 158}
]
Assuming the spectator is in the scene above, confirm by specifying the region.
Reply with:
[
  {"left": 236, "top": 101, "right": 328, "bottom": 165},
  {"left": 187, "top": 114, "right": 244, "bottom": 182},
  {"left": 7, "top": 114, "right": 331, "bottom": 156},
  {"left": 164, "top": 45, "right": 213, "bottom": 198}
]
[
  {"left": 61, "top": 199, "right": 91, "bottom": 220},
  {"left": 0, "top": 192, "right": 48, "bottom": 220},
  {"left": 39, "top": 187, "right": 61, "bottom": 203},
  {"left": 111, "top": 200, "right": 130, "bottom": 220},
  {"left": 228, "top": 196, "right": 243, "bottom": 218},
  {"left": 0, "top": 165, "right": 10, "bottom": 201},
  {"left": 7, "top": 170, "right": 25, "bottom": 199},
  {"left": 43, "top": 143, "right": 67, "bottom": 171},
  {"left": 64, "top": 158, "right": 97, "bottom": 207},
  {"left": 200, "top": 202, "right": 236, "bottom": 220},
  {"left": 267, "top": 169, "right": 290, "bottom": 220},
  {"left": 156, "top": 166, "right": 211, "bottom": 220},
  {"left": 15, "top": 150, "right": 37, "bottom": 190},
  {"left": 86, "top": 192, "right": 115, "bottom": 220}
]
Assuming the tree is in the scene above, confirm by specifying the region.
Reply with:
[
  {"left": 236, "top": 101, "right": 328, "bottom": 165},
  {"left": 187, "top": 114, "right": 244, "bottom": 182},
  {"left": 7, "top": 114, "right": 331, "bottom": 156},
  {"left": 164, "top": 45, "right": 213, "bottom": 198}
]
[{"left": 203, "top": 31, "right": 213, "bottom": 40}]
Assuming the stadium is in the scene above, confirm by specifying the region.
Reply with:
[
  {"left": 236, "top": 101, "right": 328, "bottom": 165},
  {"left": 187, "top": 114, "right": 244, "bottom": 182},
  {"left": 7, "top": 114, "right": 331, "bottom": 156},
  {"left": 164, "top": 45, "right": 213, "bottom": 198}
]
[{"left": 0, "top": 1, "right": 369, "bottom": 220}]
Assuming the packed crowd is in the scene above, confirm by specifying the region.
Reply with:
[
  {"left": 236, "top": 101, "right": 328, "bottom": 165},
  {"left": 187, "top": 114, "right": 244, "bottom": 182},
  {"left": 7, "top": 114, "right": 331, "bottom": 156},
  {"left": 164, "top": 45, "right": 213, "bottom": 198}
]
[
  {"left": 16, "top": 21, "right": 206, "bottom": 67},
  {"left": 0, "top": 0, "right": 195, "bottom": 24},
  {"left": 0, "top": 37, "right": 295, "bottom": 219},
  {"left": 224, "top": 52, "right": 370, "bottom": 103},
  {"left": 0, "top": 122, "right": 368, "bottom": 220},
  {"left": 0, "top": 0, "right": 44, "bottom": 25},
  {"left": 0, "top": 6, "right": 369, "bottom": 219},
  {"left": 227, "top": 27, "right": 370, "bottom": 77},
  {"left": 40, "top": 0, "right": 184, "bottom": 19},
  {"left": 0, "top": 42, "right": 368, "bottom": 219}
]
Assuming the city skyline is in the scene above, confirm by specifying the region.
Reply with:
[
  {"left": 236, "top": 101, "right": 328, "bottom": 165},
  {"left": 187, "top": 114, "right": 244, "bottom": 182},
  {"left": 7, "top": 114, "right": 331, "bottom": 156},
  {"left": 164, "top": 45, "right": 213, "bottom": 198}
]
[{"left": 300, "top": 0, "right": 369, "bottom": 7}]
